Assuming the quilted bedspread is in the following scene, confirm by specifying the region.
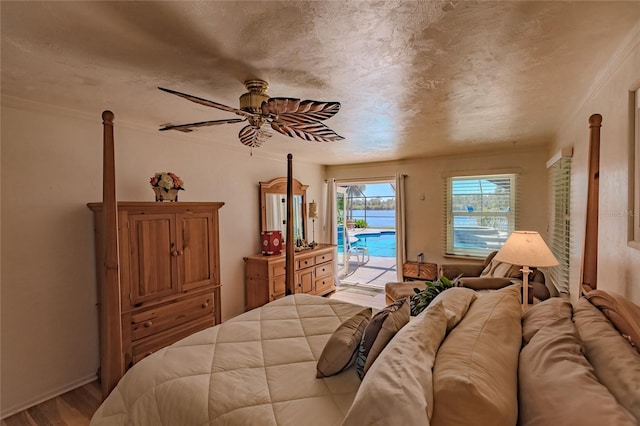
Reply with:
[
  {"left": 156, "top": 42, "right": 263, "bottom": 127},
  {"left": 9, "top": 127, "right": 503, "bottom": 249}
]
[{"left": 90, "top": 294, "right": 366, "bottom": 426}]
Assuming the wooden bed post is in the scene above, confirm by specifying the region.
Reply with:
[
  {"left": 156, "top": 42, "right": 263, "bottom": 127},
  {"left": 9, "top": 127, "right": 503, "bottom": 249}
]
[
  {"left": 582, "top": 113, "right": 602, "bottom": 294},
  {"left": 286, "top": 154, "right": 295, "bottom": 295},
  {"left": 100, "top": 111, "right": 123, "bottom": 398}
]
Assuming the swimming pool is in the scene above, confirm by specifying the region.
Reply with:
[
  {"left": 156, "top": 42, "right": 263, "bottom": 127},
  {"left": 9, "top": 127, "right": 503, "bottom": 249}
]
[{"left": 338, "top": 230, "right": 396, "bottom": 258}]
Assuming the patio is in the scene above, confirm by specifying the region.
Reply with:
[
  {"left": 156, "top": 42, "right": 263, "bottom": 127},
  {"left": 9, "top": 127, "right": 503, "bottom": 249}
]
[{"left": 339, "top": 255, "right": 398, "bottom": 288}]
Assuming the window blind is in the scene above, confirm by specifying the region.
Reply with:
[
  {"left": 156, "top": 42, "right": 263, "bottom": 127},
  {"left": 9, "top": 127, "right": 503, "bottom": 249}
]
[
  {"left": 444, "top": 174, "right": 518, "bottom": 258},
  {"left": 547, "top": 156, "right": 571, "bottom": 294}
]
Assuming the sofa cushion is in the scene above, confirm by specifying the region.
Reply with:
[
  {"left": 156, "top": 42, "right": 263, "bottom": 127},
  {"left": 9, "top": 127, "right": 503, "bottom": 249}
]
[
  {"left": 518, "top": 314, "right": 636, "bottom": 426},
  {"left": 316, "top": 307, "right": 372, "bottom": 378},
  {"left": 573, "top": 298, "right": 640, "bottom": 422},
  {"left": 585, "top": 290, "right": 640, "bottom": 352},
  {"left": 431, "top": 284, "right": 522, "bottom": 426},
  {"left": 355, "top": 297, "right": 410, "bottom": 379}
]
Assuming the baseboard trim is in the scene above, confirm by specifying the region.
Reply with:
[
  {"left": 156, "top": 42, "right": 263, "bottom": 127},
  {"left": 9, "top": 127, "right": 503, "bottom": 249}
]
[{"left": 1, "top": 373, "right": 98, "bottom": 420}]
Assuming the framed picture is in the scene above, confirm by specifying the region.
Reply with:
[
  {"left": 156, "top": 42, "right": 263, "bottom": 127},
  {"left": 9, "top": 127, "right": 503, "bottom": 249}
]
[{"left": 629, "top": 88, "right": 640, "bottom": 249}]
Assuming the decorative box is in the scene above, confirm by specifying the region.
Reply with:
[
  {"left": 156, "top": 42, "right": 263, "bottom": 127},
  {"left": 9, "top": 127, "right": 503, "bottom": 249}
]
[{"left": 261, "top": 230, "right": 282, "bottom": 255}]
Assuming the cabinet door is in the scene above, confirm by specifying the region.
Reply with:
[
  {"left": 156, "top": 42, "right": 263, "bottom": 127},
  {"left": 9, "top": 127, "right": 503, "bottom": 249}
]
[
  {"left": 128, "top": 214, "right": 177, "bottom": 304},
  {"left": 177, "top": 212, "right": 216, "bottom": 292},
  {"left": 295, "top": 268, "right": 314, "bottom": 294}
]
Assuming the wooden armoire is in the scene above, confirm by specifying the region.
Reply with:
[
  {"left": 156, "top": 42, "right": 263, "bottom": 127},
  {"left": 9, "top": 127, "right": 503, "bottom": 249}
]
[{"left": 88, "top": 201, "right": 223, "bottom": 394}]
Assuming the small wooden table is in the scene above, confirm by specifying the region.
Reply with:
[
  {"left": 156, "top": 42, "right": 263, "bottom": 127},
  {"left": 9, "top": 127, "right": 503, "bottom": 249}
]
[{"left": 402, "top": 262, "right": 437, "bottom": 281}]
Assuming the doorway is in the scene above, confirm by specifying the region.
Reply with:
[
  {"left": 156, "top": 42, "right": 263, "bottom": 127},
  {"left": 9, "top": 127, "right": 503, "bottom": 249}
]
[{"left": 336, "top": 180, "right": 398, "bottom": 288}]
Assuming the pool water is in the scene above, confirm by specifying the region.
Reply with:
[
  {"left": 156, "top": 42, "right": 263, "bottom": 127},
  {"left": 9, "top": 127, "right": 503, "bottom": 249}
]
[{"left": 338, "top": 230, "right": 396, "bottom": 258}]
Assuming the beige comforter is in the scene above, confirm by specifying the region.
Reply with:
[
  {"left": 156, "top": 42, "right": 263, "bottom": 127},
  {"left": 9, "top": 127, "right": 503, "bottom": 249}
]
[{"left": 91, "top": 294, "right": 367, "bottom": 426}]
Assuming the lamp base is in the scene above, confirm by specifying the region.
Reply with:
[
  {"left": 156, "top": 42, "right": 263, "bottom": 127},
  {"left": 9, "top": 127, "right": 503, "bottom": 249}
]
[{"left": 521, "top": 265, "right": 532, "bottom": 310}]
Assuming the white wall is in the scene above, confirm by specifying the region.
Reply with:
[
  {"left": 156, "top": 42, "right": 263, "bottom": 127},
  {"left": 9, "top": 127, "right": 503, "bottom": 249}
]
[
  {"left": 326, "top": 145, "right": 550, "bottom": 267},
  {"left": 0, "top": 99, "right": 324, "bottom": 417},
  {"left": 551, "top": 26, "right": 640, "bottom": 304}
]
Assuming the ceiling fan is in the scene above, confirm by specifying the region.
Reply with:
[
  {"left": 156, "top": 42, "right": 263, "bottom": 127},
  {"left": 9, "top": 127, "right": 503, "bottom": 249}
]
[{"left": 158, "top": 79, "right": 344, "bottom": 148}]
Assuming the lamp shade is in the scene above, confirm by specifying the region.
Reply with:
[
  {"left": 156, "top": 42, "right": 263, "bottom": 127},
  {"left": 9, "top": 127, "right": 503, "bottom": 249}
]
[
  {"left": 494, "top": 231, "right": 559, "bottom": 267},
  {"left": 308, "top": 201, "right": 318, "bottom": 219}
]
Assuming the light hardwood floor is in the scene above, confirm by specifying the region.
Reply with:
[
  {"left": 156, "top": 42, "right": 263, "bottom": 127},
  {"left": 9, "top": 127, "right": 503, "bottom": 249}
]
[{"left": 2, "top": 381, "right": 101, "bottom": 426}]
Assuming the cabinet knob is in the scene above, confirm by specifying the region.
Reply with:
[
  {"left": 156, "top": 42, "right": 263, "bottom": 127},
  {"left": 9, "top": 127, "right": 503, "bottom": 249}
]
[
  {"left": 171, "top": 250, "right": 178, "bottom": 256},
  {"left": 177, "top": 250, "right": 184, "bottom": 255},
  {"left": 144, "top": 321, "right": 153, "bottom": 328},
  {"left": 201, "top": 302, "right": 209, "bottom": 309}
]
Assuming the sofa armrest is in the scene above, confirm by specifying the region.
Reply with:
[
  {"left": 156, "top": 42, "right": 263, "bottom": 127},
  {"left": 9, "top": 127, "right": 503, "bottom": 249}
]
[
  {"left": 440, "top": 264, "right": 485, "bottom": 280},
  {"left": 458, "top": 277, "right": 512, "bottom": 290}
]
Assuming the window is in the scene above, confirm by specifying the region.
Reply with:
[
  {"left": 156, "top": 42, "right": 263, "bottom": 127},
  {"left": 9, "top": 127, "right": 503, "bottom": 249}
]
[
  {"left": 547, "top": 155, "right": 571, "bottom": 294},
  {"left": 445, "top": 174, "right": 517, "bottom": 257}
]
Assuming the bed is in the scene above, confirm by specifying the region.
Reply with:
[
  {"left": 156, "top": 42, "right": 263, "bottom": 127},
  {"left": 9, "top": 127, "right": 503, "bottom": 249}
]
[{"left": 91, "top": 113, "right": 640, "bottom": 425}]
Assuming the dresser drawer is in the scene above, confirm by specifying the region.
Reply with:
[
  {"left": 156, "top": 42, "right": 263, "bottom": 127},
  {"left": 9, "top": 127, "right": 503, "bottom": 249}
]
[
  {"left": 131, "top": 293, "right": 214, "bottom": 341},
  {"left": 296, "top": 256, "right": 315, "bottom": 269},
  {"left": 131, "top": 316, "right": 213, "bottom": 365},
  {"left": 314, "top": 263, "right": 332, "bottom": 278},
  {"left": 314, "top": 274, "right": 335, "bottom": 295},
  {"left": 314, "top": 251, "right": 334, "bottom": 264}
]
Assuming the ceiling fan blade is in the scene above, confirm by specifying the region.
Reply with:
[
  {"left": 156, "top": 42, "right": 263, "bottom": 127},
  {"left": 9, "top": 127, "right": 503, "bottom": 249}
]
[
  {"left": 262, "top": 98, "right": 341, "bottom": 121},
  {"left": 159, "top": 118, "right": 246, "bottom": 132},
  {"left": 158, "top": 87, "right": 254, "bottom": 119},
  {"left": 238, "top": 125, "right": 273, "bottom": 148},
  {"left": 269, "top": 116, "right": 344, "bottom": 142}
]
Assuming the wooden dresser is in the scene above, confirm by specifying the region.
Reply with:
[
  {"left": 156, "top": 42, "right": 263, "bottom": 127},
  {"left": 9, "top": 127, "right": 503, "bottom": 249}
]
[
  {"left": 244, "top": 244, "right": 336, "bottom": 310},
  {"left": 88, "top": 202, "right": 223, "bottom": 384}
]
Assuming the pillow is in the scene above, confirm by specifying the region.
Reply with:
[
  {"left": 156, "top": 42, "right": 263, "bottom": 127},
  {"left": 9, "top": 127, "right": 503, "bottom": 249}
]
[
  {"left": 342, "top": 302, "right": 448, "bottom": 425},
  {"left": 573, "top": 298, "right": 640, "bottom": 422},
  {"left": 585, "top": 290, "right": 640, "bottom": 352},
  {"left": 480, "top": 258, "right": 521, "bottom": 278},
  {"left": 316, "top": 307, "right": 372, "bottom": 378},
  {"left": 355, "top": 297, "right": 410, "bottom": 379},
  {"left": 457, "top": 276, "right": 512, "bottom": 290},
  {"left": 431, "top": 284, "right": 522, "bottom": 426},
  {"left": 519, "top": 314, "right": 636, "bottom": 426},
  {"left": 521, "top": 296, "right": 572, "bottom": 345},
  {"left": 429, "top": 287, "right": 477, "bottom": 332}
]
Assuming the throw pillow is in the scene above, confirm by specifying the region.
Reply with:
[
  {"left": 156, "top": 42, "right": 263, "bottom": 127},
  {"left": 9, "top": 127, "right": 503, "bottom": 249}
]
[
  {"left": 355, "top": 297, "right": 410, "bottom": 379},
  {"left": 585, "top": 290, "right": 640, "bottom": 353},
  {"left": 316, "top": 307, "right": 372, "bottom": 378},
  {"left": 480, "top": 258, "right": 522, "bottom": 279}
]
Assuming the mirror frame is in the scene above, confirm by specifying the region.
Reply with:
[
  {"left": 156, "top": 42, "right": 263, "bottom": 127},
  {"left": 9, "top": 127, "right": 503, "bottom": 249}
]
[{"left": 260, "top": 177, "right": 309, "bottom": 241}]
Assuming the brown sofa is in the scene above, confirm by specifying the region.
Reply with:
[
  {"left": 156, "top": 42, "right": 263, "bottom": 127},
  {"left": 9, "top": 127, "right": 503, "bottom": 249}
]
[{"left": 385, "top": 251, "right": 550, "bottom": 305}]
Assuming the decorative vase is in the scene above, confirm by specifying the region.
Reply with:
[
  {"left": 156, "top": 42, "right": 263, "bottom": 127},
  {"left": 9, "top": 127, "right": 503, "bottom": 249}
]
[{"left": 153, "top": 187, "right": 179, "bottom": 202}]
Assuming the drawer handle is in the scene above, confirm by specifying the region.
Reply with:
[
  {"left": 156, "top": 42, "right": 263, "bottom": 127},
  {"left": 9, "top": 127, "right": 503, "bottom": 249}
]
[
  {"left": 144, "top": 321, "right": 153, "bottom": 328},
  {"left": 201, "top": 302, "right": 209, "bottom": 309}
]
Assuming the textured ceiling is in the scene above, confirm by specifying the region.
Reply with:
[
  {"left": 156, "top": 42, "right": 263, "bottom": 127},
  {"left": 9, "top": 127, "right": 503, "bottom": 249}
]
[{"left": 2, "top": 1, "right": 639, "bottom": 165}]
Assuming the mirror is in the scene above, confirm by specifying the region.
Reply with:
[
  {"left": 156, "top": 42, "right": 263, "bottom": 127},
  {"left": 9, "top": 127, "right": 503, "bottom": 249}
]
[{"left": 260, "top": 177, "right": 308, "bottom": 244}]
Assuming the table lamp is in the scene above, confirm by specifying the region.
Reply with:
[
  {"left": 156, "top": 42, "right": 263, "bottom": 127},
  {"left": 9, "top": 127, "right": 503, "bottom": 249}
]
[
  {"left": 494, "top": 231, "right": 558, "bottom": 309},
  {"left": 308, "top": 200, "right": 318, "bottom": 247}
]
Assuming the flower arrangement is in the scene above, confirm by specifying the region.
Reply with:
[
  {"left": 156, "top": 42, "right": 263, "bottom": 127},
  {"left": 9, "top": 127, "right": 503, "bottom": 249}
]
[{"left": 150, "top": 172, "right": 185, "bottom": 192}]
